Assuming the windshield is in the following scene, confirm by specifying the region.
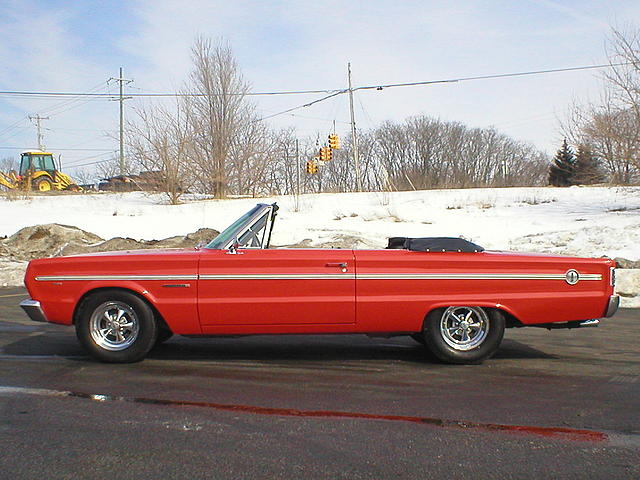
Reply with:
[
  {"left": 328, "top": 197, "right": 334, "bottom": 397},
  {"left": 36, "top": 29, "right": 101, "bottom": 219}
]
[{"left": 206, "top": 205, "right": 265, "bottom": 250}]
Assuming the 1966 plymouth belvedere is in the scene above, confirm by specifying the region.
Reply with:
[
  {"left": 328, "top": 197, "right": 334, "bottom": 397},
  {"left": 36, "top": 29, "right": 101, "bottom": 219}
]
[{"left": 20, "top": 203, "right": 619, "bottom": 364}]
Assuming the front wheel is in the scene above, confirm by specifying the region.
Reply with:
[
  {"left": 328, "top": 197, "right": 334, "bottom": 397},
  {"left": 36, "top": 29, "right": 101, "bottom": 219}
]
[
  {"left": 75, "top": 291, "right": 158, "bottom": 363},
  {"left": 420, "top": 306, "right": 505, "bottom": 364},
  {"left": 34, "top": 177, "right": 52, "bottom": 192}
]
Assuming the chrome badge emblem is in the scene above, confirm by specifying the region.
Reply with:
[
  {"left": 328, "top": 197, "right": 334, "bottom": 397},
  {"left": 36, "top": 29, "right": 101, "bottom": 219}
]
[{"left": 565, "top": 269, "right": 580, "bottom": 285}]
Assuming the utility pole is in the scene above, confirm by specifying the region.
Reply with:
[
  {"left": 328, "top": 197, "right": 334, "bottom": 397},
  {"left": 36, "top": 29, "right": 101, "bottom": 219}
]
[
  {"left": 295, "top": 139, "right": 300, "bottom": 209},
  {"left": 28, "top": 114, "right": 49, "bottom": 151},
  {"left": 108, "top": 67, "right": 133, "bottom": 175},
  {"left": 348, "top": 63, "right": 362, "bottom": 192}
]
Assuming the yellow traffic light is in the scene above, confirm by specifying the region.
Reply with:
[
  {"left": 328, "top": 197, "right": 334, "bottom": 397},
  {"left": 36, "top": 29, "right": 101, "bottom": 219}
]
[
  {"left": 320, "top": 146, "right": 332, "bottom": 161},
  {"left": 328, "top": 134, "right": 340, "bottom": 150},
  {"left": 306, "top": 159, "right": 318, "bottom": 174}
]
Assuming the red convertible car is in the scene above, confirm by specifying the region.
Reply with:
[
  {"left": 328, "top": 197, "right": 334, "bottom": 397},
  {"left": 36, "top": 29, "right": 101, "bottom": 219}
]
[{"left": 20, "top": 203, "right": 619, "bottom": 364}]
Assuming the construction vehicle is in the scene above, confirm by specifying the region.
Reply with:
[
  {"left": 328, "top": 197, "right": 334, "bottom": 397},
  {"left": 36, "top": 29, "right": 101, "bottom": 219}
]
[{"left": 0, "top": 151, "right": 81, "bottom": 192}]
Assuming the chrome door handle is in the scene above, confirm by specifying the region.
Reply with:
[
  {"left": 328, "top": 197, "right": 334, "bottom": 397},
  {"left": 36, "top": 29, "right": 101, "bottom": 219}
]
[{"left": 326, "top": 262, "right": 348, "bottom": 272}]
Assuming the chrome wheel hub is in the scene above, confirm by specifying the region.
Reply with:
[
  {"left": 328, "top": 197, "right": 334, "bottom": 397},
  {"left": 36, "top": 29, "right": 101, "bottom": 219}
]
[
  {"left": 440, "top": 306, "right": 489, "bottom": 351},
  {"left": 89, "top": 301, "right": 139, "bottom": 351}
]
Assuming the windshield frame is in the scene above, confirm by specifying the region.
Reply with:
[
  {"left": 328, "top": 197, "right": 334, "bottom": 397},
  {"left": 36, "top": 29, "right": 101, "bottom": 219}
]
[{"left": 206, "top": 203, "right": 278, "bottom": 250}]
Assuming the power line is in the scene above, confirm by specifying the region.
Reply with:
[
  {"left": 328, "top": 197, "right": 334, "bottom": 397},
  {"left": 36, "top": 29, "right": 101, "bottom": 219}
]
[
  {"left": 256, "top": 109, "right": 351, "bottom": 124},
  {"left": 353, "top": 62, "right": 633, "bottom": 92},
  {"left": 0, "top": 146, "right": 114, "bottom": 151},
  {"left": 38, "top": 82, "right": 109, "bottom": 117},
  {"left": 0, "top": 61, "right": 631, "bottom": 100},
  {"left": 256, "top": 90, "right": 347, "bottom": 122},
  {"left": 63, "top": 151, "right": 116, "bottom": 168},
  {"left": 0, "top": 89, "right": 340, "bottom": 98},
  {"left": 252, "top": 62, "right": 635, "bottom": 123}
]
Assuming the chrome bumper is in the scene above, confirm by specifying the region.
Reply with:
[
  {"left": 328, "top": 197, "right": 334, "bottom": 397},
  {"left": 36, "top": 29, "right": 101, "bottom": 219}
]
[
  {"left": 19, "top": 299, "right": 48, "bottom": 323},
  {"left": 605, "top": 295, "right": 620, "bottom": 318}
]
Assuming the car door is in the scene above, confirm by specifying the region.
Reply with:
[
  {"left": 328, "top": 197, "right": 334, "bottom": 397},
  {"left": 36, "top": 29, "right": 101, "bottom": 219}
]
[{"left": 198, "top": 248, "right": 356, "bottom": 333}]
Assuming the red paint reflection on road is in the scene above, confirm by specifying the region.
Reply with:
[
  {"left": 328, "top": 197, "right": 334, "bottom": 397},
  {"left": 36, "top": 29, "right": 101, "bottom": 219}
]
[{"left": 70, "top": 391, "right": 607, "bottom": 443}]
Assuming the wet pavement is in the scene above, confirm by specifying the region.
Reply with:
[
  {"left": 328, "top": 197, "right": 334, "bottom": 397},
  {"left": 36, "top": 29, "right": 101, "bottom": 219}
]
[{"left": 1, "top": 287, "right": 638, "bottom": 479}]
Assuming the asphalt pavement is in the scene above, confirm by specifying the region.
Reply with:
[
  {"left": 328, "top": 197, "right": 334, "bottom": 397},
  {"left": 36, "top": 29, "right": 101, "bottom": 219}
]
[{"left": 0, "top": 286, "right": 638, "bottom": 479}]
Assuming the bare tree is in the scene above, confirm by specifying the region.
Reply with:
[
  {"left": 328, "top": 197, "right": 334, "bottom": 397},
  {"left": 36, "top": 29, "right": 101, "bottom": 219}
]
[
  {"left": 185, "top": 36, "right": 253, "bottom": 198},
  {"left": 561, "top": 27, "right": 640, "bottom": 184},
  {"left": 331, "top": 116, "right": 548, "bottom": 191},
  {"left": 605, "top": 28, "right": 640, "bottom": 127},
  {"left": 96, "top": 155, "right": 136, "bottom": 180},
  {"left": 127, "top": 100, "right": 194, "bottom": 204},
  {"left": 0, "top": 156, "right": 18, "bottom": 172}
]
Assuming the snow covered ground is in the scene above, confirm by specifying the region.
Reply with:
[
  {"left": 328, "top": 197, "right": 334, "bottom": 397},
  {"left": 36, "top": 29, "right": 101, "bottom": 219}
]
[{"left": 1, "top": 186, "right": 639, "bottom": 306}]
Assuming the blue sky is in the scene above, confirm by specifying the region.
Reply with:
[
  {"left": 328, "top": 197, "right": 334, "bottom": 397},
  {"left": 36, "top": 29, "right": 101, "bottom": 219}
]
[{"left": 1, "top": 0, "right": 639, "bottom": 177}]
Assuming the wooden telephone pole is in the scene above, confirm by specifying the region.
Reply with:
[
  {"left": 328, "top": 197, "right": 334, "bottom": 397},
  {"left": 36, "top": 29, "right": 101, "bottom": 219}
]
[
  {"left": 347, "top": 63, "right": 362, "bottom": 192},
  {"left": 108, "top": 67, "right": 133, "bottom": 175},
  {"left": 28, "top": 114, "right": 49, "bottom": 151}
]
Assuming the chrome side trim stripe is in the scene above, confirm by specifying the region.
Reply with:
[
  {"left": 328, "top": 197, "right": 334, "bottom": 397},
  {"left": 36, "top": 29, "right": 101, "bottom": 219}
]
[
  {"left": 198, "top": 274, "right": 355, "bottom": 280},
  {"left": 36, "top": 273, "right": 603, "bottom": 282},
  {"left": 358, "top": 273, "right": 603, "bottom": 281},
  {"left": 35, "top": 275, "right": 198, "bottom": 282}
]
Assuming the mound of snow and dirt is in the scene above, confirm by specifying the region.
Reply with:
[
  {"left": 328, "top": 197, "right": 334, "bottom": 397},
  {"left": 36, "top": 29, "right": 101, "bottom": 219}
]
[
  {"left": 0, "top": 223, "right": 218, "bottom": 262},
  {"left": 0, "top": 187, "right": 638, "bottom": 306}
]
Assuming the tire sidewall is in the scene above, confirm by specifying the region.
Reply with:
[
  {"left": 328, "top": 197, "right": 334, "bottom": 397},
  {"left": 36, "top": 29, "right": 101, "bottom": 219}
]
[
  {"left": 76, "top": 290, "right": 157, "bottom": 363},
  {"left": 422, "top": 307, "right": 505, "bottom": 364}
]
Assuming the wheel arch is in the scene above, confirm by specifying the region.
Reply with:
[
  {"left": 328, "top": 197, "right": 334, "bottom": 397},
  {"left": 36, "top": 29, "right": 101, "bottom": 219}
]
[
  {"left": 73, "top": 286, "right": 172, "bottom": 333},
  {"left": 422, "top": 302, "right": 523, "bottom": 329}
]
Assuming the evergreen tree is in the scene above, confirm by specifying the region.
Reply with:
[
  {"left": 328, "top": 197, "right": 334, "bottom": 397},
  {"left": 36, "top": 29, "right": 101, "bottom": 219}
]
[
  {"left": 549, "top": 139, "right": 575, "bottom": 186},
  {"left": 572, "top": 145, "right": 605, "bottom": 185}
]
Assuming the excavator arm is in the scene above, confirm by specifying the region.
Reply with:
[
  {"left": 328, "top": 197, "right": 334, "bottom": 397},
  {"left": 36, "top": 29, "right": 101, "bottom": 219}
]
[{"left": 0, "top": 171, "right": 18, "bottom": 189}]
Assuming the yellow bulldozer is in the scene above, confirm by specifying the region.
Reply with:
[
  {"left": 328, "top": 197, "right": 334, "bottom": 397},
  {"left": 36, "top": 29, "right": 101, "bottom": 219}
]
[{"left": 0, "top": 151, "right": 81, "bottom": 192}]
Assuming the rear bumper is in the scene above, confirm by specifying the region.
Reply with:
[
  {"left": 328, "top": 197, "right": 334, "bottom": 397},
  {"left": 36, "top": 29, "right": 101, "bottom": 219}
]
[
  {"left": 20, "top": 299, "right": 48, "bottom": 323},
  {"left": 605, "top": 295, "right": 620, "bottom": 318}
]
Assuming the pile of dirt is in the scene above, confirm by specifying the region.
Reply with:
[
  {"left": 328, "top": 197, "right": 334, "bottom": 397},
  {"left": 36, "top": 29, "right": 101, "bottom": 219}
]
[
  {"left": 0, "top": 224, "right": 219, "bottom": 261},
  {"left": 0, "top": 224, "right": 103, "bottom": 261}
]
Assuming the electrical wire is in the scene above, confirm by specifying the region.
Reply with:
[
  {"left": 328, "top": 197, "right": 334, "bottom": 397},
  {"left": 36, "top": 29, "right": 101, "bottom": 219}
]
[
  {"left": 62, "top": 151, "right": 116, "bottom": 168},
  {"left": 0, "top": 61, "right": 631, "bottom": 99},
  {"left": 0, "top": 89, "right": 341, "bottom": 98},
  {"left": 256, "top": 90, "right": 347, "bottom": 122},
  {"left": 0, "top": 146, "right": 114, "bottom": 151},
  {"left": 352, "top": 62, "right": 633, "bottom": 92}
]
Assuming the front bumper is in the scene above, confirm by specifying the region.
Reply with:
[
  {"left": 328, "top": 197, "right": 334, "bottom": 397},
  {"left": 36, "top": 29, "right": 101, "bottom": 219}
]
[
  {"left": 20, "top": 299, "right": 48, "bottom": 323},
  {"left": 605, "top": 295, "right": 620, "bottom": 318}
]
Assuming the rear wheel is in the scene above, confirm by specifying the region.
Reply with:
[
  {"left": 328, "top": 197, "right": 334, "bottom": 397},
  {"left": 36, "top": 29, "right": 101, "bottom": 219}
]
[
  {"left": 75, "top": 290, "right": 158, "bottom": 363},
  {"left": 420, "top": 306, "right": 505, "bottom": 364}
]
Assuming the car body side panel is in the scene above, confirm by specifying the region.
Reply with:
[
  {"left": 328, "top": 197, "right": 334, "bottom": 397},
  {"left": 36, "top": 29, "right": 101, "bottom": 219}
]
[
  {"left": 354, "top": 250, "right": 615, "bottom": 331},
  {"left": 24, "top": 249, "right": 201, "bottom": 334}
]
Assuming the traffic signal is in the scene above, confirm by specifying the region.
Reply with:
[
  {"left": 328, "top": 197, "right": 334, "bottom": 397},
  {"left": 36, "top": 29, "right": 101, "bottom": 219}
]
[
  {"left": 328, "top": 134, "right": 340, "bottom": 150},
  {"left": 306, "top": 159, "right": 318, "bottom": 174},
  {"left": 319, "top": 146, "right": 332, "bottom": 161}
]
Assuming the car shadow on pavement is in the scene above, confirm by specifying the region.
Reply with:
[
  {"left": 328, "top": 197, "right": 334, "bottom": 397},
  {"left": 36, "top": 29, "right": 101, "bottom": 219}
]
[
  {"left": 1, "top": 325, "right": 555, "bottom": 363},
  {"left": 145, "top": 336, "right": 556, "bottom": 363}
]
